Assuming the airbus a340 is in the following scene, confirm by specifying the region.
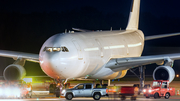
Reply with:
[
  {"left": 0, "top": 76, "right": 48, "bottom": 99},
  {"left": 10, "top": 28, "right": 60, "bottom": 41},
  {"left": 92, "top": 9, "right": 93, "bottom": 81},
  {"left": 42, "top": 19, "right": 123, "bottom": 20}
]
[{"left": 1, "top": 0, "right": 180, "bottom": 90}]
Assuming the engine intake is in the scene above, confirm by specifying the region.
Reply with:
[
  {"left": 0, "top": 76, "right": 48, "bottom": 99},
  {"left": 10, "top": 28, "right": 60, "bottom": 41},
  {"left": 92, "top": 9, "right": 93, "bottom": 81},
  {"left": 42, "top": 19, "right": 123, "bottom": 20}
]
[
  {"left": 3, "top": 64, "right": 26, "bottom": 80},
  {"left": 153, "top": 66, "right": 175, "bottom": 83}
]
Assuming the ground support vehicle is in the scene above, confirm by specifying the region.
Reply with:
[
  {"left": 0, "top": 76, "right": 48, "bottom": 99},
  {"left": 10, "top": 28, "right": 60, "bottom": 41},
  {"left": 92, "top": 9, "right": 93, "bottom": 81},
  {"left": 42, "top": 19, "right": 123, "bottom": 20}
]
[
  {"left": 143, "top": 80, "right": 175, "bottom": 99},
  {"left": 0, "top": 86, "right": 21, "bottom": 98},
  {"left": 119, "top": 86, "right": 138, "bottom": 100},
  {"left": 26, "top": 82, "right": 32, "bottom": 98},
  {"left": 19, "top": 84, "right": 30, "bottom": 98},
  {"left": 61, "top": 83, "right": 108, "bottom": 100},
  {"left": 0, "top": 80, "right": 30, "bottom": 99}
]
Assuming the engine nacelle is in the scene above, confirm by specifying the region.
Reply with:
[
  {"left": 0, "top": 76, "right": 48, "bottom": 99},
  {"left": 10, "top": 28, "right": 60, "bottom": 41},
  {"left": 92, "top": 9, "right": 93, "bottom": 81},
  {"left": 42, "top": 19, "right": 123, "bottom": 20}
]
[
  {"left": 3, "top": 64, "right": 26, "bottom": 80},
  {"left": 153, "top": 66, "right": 175, "bottom": 83}
]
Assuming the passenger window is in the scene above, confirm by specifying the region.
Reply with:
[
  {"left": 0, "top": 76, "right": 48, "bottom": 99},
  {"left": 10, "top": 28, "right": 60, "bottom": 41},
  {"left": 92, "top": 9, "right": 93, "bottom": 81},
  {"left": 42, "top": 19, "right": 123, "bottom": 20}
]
[
  {"left": 77, "top": 85, "right": 84, "bottom": 89},
  {"left": 86, "top": 84, "right": 92, "bottom": 89},
  {"left": 52, "top": 47, "right": 61, "bottom": 51},
  {"left": 162, "top": 82, "right": 167, "bottom": 88},
  {"left": 45, "top": 47, "right": 53, "bottom": 52}
]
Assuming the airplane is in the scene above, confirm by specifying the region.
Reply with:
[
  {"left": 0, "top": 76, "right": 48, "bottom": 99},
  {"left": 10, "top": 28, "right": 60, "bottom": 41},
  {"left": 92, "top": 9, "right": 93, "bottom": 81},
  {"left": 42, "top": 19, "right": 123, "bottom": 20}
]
[{"left": 1, "top": 0, "right": 180, "bottom": 95}]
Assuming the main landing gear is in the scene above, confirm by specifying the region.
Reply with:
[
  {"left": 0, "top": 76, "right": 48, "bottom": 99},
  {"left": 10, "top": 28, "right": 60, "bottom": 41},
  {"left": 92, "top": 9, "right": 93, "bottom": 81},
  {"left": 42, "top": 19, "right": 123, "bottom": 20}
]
[{"left": 130, "top": 66, "right": 146, "bottom": 93}]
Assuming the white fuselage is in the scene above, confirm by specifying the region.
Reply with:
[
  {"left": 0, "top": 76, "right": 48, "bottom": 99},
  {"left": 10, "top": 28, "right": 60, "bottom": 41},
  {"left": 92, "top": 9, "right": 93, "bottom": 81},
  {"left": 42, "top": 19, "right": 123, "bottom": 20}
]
[{"left": 39, "top": 30, "right": 144, "bottom": 80}]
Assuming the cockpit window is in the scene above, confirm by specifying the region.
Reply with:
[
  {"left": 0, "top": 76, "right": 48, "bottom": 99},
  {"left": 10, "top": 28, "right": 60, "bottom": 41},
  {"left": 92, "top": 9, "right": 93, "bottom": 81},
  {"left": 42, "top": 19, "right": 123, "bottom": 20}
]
[
  {"left": 53, "top": 47, "right": 61, "bottom": 52},
  {"left": 44, "top": 46, "right": 69, "bottom": 52},
  {"left": 61, "top": 47, "right": 69, "bottom": 52}
]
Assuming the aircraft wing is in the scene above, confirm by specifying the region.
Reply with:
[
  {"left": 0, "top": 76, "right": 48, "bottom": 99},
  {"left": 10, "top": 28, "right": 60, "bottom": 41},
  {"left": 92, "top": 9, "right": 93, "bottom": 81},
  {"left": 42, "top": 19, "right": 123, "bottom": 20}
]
[
  {"left": 0, "top": 50, "right": 39, "bottom": 63},
  {"left": 105, "top": 53, "right": 180, "bottom": 72}
]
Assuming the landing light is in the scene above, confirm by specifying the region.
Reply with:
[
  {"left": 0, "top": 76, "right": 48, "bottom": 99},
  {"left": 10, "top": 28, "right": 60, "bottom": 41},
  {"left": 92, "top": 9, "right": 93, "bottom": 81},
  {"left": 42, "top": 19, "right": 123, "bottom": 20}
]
[{"left": 176, "top": 74, "right": 179, "bottom": 77}]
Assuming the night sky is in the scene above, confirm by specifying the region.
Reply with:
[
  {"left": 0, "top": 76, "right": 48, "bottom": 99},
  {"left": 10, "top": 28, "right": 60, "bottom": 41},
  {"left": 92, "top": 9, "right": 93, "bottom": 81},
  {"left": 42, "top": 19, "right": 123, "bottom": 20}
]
[{"left": 0, "top": 0, "right": 180, "bottom": 77}]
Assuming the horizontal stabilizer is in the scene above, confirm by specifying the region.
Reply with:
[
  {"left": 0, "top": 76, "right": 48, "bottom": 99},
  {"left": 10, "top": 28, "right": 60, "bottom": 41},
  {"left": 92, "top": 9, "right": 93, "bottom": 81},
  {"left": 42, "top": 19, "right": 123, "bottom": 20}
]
[{"left": 145, "top": 32, "right": 180, "bottom": 41}]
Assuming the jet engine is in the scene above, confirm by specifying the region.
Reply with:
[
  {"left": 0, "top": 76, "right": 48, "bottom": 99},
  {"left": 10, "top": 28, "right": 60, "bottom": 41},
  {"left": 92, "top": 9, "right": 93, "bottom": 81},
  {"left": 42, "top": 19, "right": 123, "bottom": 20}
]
[
  {"left": 3, "top": 64, "right": 26, "bottom": 80},
  {"left": 153, "top": 66, "right": 175, "bottom": 83}
]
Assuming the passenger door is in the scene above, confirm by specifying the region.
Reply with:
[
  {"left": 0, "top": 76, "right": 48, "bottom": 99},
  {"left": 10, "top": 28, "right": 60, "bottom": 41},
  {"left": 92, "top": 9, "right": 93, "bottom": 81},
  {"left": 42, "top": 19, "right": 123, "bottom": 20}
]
[
  {"left": 73, "top": 84, "right": 85, "bottom": 97},
  {"left": 160, "top": 82, "right": 167, "bottom": 96},
  {"left": 83, "top": 84, "right": 93, "bottom": 97}
]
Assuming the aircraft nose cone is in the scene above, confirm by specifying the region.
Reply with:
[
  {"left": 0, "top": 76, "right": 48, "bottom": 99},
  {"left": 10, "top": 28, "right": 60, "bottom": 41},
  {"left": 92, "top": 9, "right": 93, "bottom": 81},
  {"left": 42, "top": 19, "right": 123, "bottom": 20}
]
[
  {"left": 39, "top": 51, "right": 58, "bottom": 78},
  {"left": 39, "top": 34, "right": 63, "bottom": 79},
  {"left": 39, "top": 33, "right": 83, "bottom": 79}
]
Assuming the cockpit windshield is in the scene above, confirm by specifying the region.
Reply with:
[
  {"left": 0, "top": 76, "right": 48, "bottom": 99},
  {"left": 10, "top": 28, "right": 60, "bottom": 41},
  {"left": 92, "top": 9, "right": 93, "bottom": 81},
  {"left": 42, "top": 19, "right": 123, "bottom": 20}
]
[
  {"left": 44, "top": 46, "right": 69, "bottom": 52},
  {"left": 152, "top": 81, "right": 161, "bottom": 87}
]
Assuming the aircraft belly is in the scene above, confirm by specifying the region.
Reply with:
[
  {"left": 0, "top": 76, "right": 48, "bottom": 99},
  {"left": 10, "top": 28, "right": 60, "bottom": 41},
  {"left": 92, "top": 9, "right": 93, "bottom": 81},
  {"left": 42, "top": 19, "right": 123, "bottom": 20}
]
[{"left": 89, "top": 67, "right": 128, "bottom": 79}]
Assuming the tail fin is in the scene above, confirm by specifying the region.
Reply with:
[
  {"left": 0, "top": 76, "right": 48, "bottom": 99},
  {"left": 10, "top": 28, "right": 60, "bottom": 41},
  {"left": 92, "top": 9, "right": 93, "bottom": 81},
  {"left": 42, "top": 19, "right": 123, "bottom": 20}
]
[{"left": 126, "top": 0, "right": 141, "bottom": 30}]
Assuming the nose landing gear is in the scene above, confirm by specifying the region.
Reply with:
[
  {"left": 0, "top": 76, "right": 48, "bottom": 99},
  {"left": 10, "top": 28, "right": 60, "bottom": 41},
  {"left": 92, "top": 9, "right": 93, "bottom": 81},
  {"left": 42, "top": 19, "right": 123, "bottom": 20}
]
[{"left": 49, "top": 79, "right": 66, "bottom": 97}]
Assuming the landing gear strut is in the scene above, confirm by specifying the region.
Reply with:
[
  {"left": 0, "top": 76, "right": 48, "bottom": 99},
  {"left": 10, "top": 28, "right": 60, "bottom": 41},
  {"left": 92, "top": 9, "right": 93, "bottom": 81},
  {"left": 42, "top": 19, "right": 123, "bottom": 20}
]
[
  {"left": 139, "top": 66, "right": 145, "bottom": 92},
  {"left": 55, "top": 86, "right": 60, "bottom": 97},
  {"left": 130, "top": 66, "right": 146, "bottom": 93},
  {"left": 49, "top": 79, "right": 64, "bottom": 98}
]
